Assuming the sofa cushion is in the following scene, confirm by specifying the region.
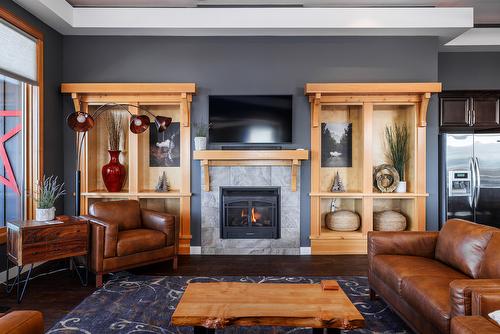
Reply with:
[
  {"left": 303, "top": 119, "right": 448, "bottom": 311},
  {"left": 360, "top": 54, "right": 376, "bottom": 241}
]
[
  {"left": 401, "top": 276, "right": 455, "bottom": 334},
  {"left": 435, "top": 219, "right": 496, "bottom": 278},
  {"left": 117, "top": 229, "right": 166, "bottom": 257},
  {"left": 372, "top": 255, "right": 468, "bottom": 293},
  {"left": 90, "top": 200, "right": 142, "bottom": 231},
  {"left": 479, "top": 233, "right": 500, "bottom": 279}
]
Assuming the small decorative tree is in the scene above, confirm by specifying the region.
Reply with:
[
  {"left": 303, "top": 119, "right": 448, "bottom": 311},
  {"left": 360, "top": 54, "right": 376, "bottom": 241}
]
[
  {"left": 155, "top": 171, "right": 170, "bottom": 192},
  {"left": 331, "top": 171, "right": 346, "bottom": 192}
]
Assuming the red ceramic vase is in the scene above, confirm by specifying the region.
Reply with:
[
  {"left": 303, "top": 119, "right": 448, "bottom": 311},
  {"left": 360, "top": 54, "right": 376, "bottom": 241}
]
[{"left": 102, "top": 150, "right": 126, "bottom": 192}]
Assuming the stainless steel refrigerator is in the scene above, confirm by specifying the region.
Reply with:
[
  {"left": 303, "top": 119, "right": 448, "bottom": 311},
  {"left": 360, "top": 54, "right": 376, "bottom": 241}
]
[{"left": 440, "top": 133, "right": 500, "bottom": 228}]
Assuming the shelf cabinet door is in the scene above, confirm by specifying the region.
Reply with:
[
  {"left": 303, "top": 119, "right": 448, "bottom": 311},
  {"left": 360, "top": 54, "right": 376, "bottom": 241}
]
[
  {"left": 440, "top": 97, "right": 470, "bottom": 128},
  {"left": 472, "top": 97, "right": 500, "bottom": 129}
]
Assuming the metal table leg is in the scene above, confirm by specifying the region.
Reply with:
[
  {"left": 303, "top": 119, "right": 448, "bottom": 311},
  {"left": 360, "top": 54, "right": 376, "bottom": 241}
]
[
  {"left": 15, "top": 264, "right": 33, "bottom": 303},
  {"left": 70, "top": 256, "right": 88, "bottom": 287}
]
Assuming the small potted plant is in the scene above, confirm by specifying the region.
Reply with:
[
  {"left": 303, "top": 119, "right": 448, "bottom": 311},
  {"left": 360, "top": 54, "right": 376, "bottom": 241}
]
[
  {"left": 33, "top": 175, "right": 66, "bottom": 221},
  {"left": 193, "top": 122, "right": 209, "bottom": 151},
  {"left": 385, "top": 122, "right": 409, "bottom": 193}
]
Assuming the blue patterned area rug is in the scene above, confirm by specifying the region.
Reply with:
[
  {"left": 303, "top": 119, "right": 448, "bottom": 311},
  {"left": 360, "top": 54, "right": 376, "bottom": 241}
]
[{"left": 47, "top": 274, "right": 411, "bottom": 334}]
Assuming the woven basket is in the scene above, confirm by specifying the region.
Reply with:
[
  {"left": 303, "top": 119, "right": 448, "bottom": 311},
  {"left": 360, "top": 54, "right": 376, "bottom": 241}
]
[
  {"left": 325, "top": 210, "right": 361, "bottom": 232},
  {"left": 374, "top": 210, "right": 407, "bottom": 231}
]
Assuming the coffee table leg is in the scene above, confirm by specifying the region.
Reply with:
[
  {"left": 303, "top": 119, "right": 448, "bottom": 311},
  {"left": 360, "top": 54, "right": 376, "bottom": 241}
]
[{"left": 193, "top": 326, "right": 215, "bottom": 334}]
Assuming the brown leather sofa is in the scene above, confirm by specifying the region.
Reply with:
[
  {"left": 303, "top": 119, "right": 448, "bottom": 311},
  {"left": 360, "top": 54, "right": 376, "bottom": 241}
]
[
  {"left": 368, "top": 219, "right": 500, "bottom": 334},
  {"left": 83, "top": 200, "right": 179, "bottom": 287},
  {"left": 451, "top": 288, "right": 500, "bottom": 333},
  {"left": 0, "top": 310, "right": 44, "bottom": 334}
]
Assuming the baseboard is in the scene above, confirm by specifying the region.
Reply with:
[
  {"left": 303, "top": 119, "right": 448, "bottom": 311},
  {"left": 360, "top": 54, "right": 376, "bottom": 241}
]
[
  {"left": 300, "top": 247, "right": 311, "bottom": 255},
  {"left": 190, "top": 246, "right": 202, "bottom": 255}
]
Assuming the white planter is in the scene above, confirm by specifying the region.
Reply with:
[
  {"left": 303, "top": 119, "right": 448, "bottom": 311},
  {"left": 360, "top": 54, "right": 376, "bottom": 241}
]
[
  {"left": 36, "top": 207, "right": 56, "bottom": 221},
  {"left": 395, "top": 181, "right": 407, "bottom": 193},
  {"left": 194, "top": 137, "right": 207, "bottom": 150}
]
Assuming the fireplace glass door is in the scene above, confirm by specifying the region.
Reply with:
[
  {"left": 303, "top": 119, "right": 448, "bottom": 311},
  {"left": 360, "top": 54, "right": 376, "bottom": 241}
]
[{"left": 221, "top": 188, "right": 280, "bottom": 239}]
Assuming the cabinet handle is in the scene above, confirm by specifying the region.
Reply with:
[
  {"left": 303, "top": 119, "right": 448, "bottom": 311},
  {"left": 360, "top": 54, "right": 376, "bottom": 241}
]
[{"left": 472, "top": 109, "right": 476, "bottom": 125}]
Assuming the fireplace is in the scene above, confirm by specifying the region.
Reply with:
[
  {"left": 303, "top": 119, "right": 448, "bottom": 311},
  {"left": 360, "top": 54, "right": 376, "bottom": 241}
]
[{"left": 220, "top": 187, "right": 280, "bottom": 239}]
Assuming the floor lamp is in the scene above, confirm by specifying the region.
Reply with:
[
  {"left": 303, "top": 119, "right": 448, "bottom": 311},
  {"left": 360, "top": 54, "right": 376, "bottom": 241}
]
[{"left": 67, "top": 102, "right": 172, "bottom": 216}]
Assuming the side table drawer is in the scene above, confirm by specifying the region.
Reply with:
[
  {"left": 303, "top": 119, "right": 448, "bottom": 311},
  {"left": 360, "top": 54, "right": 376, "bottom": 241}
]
[
  {"left": 47, "top": 225, "right": 87, "bottom": 242},
  {"left": 23, "top": 225, "right": 88, "bottom": 244}
]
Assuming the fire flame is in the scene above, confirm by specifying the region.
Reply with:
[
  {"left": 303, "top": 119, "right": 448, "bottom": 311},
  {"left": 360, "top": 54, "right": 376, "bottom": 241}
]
[
  {"left": 251, "top": 208, "right": 262, "bottom": 223},
  {"left": 241, "top": 208, "right": 262, "bottom": 223}
]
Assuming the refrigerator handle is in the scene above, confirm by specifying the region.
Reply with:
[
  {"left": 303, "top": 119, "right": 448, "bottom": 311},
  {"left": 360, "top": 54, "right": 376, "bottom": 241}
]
[
  {"left": 469, "top": 157, "right": 476, "bottom": 208},
  {"left": 474, "top": 157, "right": 481, "bottom": 209}
]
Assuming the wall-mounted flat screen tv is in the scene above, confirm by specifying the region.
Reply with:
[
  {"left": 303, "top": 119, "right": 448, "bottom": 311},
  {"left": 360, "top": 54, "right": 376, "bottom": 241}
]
[{"left": 209, "top": 95, "right": 293, "bottom": 144}]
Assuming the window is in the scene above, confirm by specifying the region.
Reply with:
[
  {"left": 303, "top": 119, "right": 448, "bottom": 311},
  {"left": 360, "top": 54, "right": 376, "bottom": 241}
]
[{"left": 0, "top": 9, "right": 43, "bottom": 227}]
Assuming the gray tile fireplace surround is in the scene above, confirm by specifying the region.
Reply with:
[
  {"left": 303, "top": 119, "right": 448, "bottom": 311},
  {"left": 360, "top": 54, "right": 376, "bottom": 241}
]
[{"left": 201, "top": 166, "right": 300, "bottom": 255}]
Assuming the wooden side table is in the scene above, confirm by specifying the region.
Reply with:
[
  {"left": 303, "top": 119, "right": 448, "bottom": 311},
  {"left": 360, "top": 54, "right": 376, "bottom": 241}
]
[{"left": 5, "top": 216, "right": 89, "bottom": 302}]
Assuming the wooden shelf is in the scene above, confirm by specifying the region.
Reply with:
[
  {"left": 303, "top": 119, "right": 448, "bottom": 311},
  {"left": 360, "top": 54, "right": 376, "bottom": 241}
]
[
  {"left": 82, "top": 191, "right": 191, "bottom": 198},
  {"left": 315, "top": 227, "right": 364, "bottom": 240},
  {"left": 370, "top": 192, "right": 429, "bottom": 198},
  {"left": 63, "top": 82, "right": 196, "bottom": 255},
  {"left": 306, "top": 82, "right": 441, "bottom": 255},
  {"left": 309, "top": 192, "right": 428, "bottom": 198},
  {"left": 310, "top": 192, "right": 364, "bottom": 198},
  {"left": 193, "top": 150, "right": 309, "bottom": 192}
]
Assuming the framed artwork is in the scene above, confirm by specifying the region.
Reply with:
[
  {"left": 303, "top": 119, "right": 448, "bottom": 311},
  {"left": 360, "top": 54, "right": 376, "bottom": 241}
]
[
  {"left": 321, "top": 122, "right": 353, "bottom": 167},
  {"left": 149, "top": 122, "right": 180, "bottom": 167}
]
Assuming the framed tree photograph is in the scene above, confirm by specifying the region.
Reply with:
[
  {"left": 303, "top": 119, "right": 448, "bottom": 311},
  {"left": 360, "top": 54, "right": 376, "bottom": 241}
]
[
  {"left": 321, "top": 122, "right": 353, "bottom": 167},
  {"left": 149, "top": 122, "right": 180, "bottom": 167}
]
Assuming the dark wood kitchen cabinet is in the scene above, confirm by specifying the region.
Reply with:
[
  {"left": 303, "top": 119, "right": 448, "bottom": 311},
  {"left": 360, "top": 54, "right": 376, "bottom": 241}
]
[{"left": 440, "top": 92, "right": 500, "bottom": 130}]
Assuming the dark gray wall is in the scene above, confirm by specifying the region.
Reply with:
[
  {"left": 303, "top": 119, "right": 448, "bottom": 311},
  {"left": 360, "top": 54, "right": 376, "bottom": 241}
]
[
  {"left": 0, "top": 0, "right": 63, "bottom": 211},
  {"left": 439, "top": 52, "right": 500, "bottom": 90},
  {"left": 62, "top": 36, "right": 439, "bottom": 246}
]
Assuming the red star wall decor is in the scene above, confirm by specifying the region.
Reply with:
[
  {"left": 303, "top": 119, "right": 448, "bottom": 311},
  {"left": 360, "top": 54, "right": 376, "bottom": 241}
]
[{"left": 0, "top": 110, "right": 22, "bottom": 195}]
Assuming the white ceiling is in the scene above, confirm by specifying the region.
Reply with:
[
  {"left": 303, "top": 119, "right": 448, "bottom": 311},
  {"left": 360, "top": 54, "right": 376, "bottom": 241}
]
[
  {"left": 12, "top": 0, "right": 500, "bottom": 51},
  {"left": 64, "top": 0, "right": 500, "bottom": 24}
]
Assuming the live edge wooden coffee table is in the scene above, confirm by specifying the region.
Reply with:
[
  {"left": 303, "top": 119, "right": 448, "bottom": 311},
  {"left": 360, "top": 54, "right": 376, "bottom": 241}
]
[{"left": 172, "top": 282, "right": 365, "bottom": 334}]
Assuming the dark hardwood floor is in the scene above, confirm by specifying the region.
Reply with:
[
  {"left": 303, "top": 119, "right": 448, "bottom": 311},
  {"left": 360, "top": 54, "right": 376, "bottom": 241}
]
[{"left": 0, "top": 255, "right": 367, "bottom": 329}]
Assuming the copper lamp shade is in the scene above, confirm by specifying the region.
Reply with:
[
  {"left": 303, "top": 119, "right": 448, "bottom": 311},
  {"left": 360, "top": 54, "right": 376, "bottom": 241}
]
[
  {"left": 155, "top": 116, "right": 172, "bottom": 132},
  {"left": 129, "top": 115, "right": 150, "bottom": 134},
  {"left": 67, "top": 112, "right": 95, "bottom": 132}
]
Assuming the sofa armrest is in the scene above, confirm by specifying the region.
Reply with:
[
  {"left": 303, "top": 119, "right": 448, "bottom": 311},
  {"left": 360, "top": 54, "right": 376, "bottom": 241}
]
[
  {"left": 451, "top": 316, "right": 500, "bottom": 334},
  {"left": 81, "top": 215, "right": 118, "bottom": 258},
  {"left": 450, "top": 279, "right": 500, "bottom": 317},
  {"left": 471, "top": 288, "right": 500, "bottom": 317},
  {"left": 0, "top": 311, "right": 44, "bottom": 334},
  {"left": 368, "top": 231, "right": 439, "bottom": 273},
  {"left": 141, "top": 209, "right": 177, "bottom": 247}
]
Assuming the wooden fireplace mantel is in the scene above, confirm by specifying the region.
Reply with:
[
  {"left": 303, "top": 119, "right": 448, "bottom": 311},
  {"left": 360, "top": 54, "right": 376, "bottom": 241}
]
[{"left": 193, "top": 150, "right": 309, "bottom": 192}]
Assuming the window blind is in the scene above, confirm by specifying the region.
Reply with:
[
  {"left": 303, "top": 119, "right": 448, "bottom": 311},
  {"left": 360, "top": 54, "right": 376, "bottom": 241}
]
[{"left": 0, "top": 19, "right": 37, "bottom": 83}]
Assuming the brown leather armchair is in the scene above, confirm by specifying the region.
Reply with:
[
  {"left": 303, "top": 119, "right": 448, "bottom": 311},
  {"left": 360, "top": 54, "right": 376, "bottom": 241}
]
[
  {"left": 368, "top": 219, "right": 500, "bottom": 334},
  {"left": 83, "top": 200, "right": 178, "bottom": 287},
  {"left": 451, "top": 288, "right": 500, "bottom": 333},
  {"left": 0, "top": 311, "right": 44, "bottom": 334}
]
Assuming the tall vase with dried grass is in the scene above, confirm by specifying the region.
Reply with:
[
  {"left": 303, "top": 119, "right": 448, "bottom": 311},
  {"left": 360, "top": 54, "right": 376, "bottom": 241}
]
[
  {"left": 102, "top": 111, "right": 126, "bottom": 192},
  {"left": 385, "top": 122, "right": 409, "bottom": 193}
]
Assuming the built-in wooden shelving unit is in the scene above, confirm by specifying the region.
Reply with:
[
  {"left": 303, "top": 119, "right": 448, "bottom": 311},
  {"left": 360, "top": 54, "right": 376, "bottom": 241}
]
[
  {"left": 193, "top": 150, "right": 309, "bottom": 192},
  {"left": 61, "top": 83, "right": 196, "bottom": 255},
  {"left": 305, "top": 82, "right": 441, "bottom": 255}
]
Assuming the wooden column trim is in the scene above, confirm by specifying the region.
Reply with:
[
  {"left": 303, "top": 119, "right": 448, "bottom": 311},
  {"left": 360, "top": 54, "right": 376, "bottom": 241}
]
[
  {"left": 71, "top": 93, "right": 81, "bottom": 112},
  {"left": 181, "top": 93, "right": 190, "bottom": 127},
  {"left": 419, "top": 92, "right": 431, "bottom": 127},
  {"left": 201, "top": 160, "right": 210, "bottom": 192},
  {"left": 291, "top": 159, "right": 300, "bottom": 192},
  {"left": 311, "top": 93, "right": 321, "bottom": 128}
]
